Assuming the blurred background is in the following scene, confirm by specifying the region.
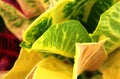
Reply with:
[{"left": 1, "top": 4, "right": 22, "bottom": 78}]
[
  {"left": 0, "top": 16, "right": 20, "bottom": 70},
  {"left": 0, "top": 0, "right": 51, "bottom": 71}
]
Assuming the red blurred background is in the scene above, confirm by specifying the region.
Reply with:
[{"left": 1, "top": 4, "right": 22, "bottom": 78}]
[{"left": 0, "top": 17, "right": 21, "bottom": 71}]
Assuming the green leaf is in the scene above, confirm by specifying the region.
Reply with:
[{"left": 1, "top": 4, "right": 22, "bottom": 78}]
[
  {"left": 31, "top": 20, "right": 91, "bottom": 58},
  {"left": 63, "top": 0, "right": 97, "bottom": 27},
  {"left": 92, "top": 1, "right": 120, "bottom": 54},
  {"left": 21, "top": 0, "right": 75, "bottom": 49},
  {"left": 20, "top": 0, "right": 94, "bottom": 50},
  {"left": 86, "top": 0, "right": 118, "bottom": 33}
]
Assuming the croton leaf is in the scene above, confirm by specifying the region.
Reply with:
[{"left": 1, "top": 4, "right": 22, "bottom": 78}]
[
  {"left": 25, "top": 56, "right": 73, "bottom": 79},
  {"left": 20, "top": 0, "right": 93, "bottom": 50},
  {"left": 40, "top": 0, "right": 60, "bottom": 9},
  {"left": 20, "top": 0, "right": 73, "bottom": 49},
  {"left": 0, "top": 1, "right": 37, "bottom": 40},
  {"left": 100, "top": 48, "right": 120, "bottom": 79},
  {"left": 2, "top": 48, "right": 43, "bottom": 79},
  {"left": 31, "top": 20, "right": 91, "bottom": 58},
  {"left": 73, "top": 40, "right": 107, "bottom": 79},
  {"left": 16, "top": 0, "right": 46, "bottom": 18},
  {"left": 92, "top": 1, "right": 120, "bottom": 54},
  {"left": 2, "top": 0, "right": 49, "bottom": 18},
  {"left": 86, "top": 0, "right": 118, "bottom": 33}
]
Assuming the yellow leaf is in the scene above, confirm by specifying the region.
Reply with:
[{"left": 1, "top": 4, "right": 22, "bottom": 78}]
[
  {"left": 26, "top": 56, "right": 73, "bottom": 79},
  {"left": 100, "top": 48, "right": 120, "bottom": 79},
  {"left": 2, "top": 48, "right": 43, "bottom": 79}
]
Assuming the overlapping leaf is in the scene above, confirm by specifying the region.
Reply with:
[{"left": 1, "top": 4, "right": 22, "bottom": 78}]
[
  {"left": 20, "top": 0, "right": 94, "bottom": 50},
  {"left": 26, "top": 56, "right": 73, "bottom": 79},
  {"left": 92, "top": 1, "right": 120, "bottom": 54},
  {"left": 31, "top": 20, "right": 91, "bottom": 58}
]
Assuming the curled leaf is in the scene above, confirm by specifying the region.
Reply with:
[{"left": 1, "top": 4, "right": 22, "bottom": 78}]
[{"left": 73, "top": 40, "right": 107, "bottom": 79}]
